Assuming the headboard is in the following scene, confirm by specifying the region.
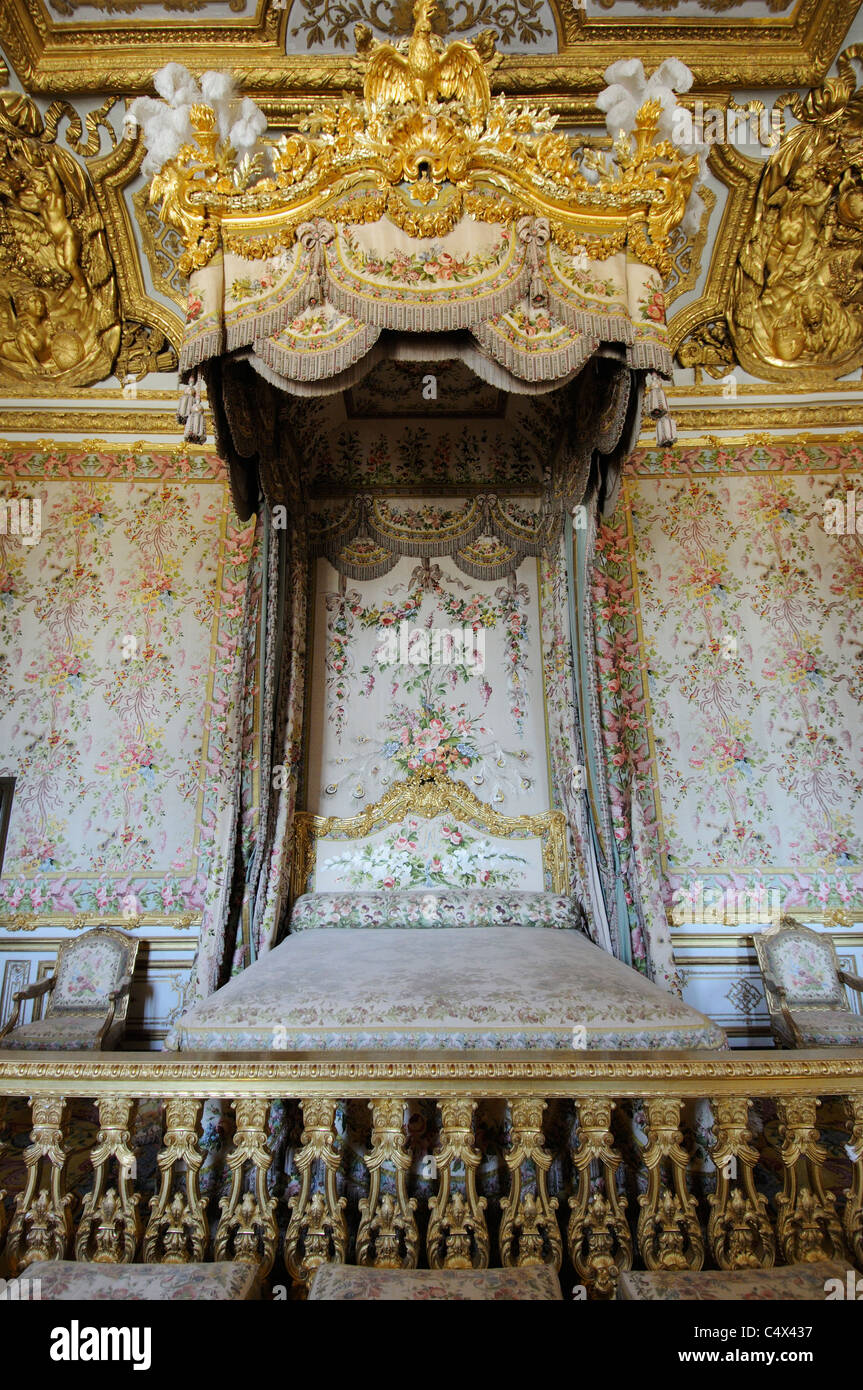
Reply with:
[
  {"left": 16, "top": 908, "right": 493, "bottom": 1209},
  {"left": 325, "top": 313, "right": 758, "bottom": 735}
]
[{"left": 290, "top": 769, "right": 568, "bottom": 899}]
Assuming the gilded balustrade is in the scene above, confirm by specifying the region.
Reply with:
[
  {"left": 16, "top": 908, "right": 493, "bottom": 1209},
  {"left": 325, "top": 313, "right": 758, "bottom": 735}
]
[{"left": 0, "top": 1052, "right": 862, "bottom": 1295}]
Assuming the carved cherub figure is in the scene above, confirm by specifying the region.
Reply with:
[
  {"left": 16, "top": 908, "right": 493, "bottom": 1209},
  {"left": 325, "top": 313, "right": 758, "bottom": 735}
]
[
  {"left": 0, "top": 290, "right": 53, "bottom": 374},
  {"left": 16, "top": 155, "right": 85, "bottom": 293}
]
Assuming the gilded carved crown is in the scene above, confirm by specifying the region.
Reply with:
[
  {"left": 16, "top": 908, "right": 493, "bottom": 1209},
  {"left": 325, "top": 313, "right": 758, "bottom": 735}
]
[{"left": 144, "top": 1, "right": 698, "bottom": 281}]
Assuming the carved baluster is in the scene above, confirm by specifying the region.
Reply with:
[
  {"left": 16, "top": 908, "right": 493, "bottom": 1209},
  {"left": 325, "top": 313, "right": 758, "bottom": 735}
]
[
  {"left": 636, "top": 1097, "right": 703, "bottom": 1271},
  {"left": 499, "top": 1097, "right": 561, "bottom": 1270},
  {"left": 707, "top": 1097, "right": 776, "bottom": 1270},
  {"left": 75, "top": 1096, "right": 141, "bottom": 1264},
  {"left": 567, "top": 1098, "right": 631, "bottom": 1298},
  {"left": 427, "top": 1097, "right": 488, "bottom": 1270},
  {"left": 284, "top": 1097, "right": 347, "bottom": 1289},
  {"left": 213, "top": 1100, "right": 278, "bottom": 1277},
  {"left": 6, "top": 1096, "right": 73, "bottom": 1274},
  {"left": 843, "top": 1094, "right": 863, "bottom": 1269},
  {"left": 356, "top": 1098, "right": 418, "bottom": 1269},
  {"left": 143, "top": 1100, "right": 208, "bottom": 1264},
  {"left": 775, "top": 1097, "right": 845, "bottom": 1264}
]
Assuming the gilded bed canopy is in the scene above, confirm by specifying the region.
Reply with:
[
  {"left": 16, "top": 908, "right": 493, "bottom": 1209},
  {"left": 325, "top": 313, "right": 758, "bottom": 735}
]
[{"left": 134, "top": 0, "right": 699, "bottom": 520}]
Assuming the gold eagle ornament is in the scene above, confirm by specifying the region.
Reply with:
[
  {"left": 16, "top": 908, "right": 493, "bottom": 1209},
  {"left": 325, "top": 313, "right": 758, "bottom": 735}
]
[{"left": 355, "top": 0, "right": 500, "bottom": 116}]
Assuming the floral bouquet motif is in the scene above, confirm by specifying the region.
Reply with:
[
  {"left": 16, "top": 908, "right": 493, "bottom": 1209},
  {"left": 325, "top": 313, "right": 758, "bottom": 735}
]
[{"left": 381, "top": 699, "right": 482, "bottom": 775}]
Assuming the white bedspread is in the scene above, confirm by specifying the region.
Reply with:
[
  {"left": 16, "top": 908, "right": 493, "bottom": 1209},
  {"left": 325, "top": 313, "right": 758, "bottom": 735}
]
[{"left": 165, "top": 926, "right": 725, "bottom": 1050}]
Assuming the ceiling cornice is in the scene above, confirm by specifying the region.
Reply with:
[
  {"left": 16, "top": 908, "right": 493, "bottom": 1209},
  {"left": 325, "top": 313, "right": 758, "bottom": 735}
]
[{"left": 0, "top": 0, "right": 857, "bottom": 99}]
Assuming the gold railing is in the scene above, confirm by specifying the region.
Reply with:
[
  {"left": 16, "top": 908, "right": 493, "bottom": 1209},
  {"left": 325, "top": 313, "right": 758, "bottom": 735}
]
[{"left": 1, "top": 1049, "right": 862, "bottom": 1296}]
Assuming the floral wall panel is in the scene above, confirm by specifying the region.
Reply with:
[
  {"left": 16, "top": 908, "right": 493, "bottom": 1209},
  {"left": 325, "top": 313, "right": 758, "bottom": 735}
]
[
  {"left": 0, "top": 447, "right": 257, "bottom": 927},
  {"left": 622, "top": 454, "right": 863, "bottom": 920},
  {"left": 305, "top": 547, "right": 552, "bottom": 820}
]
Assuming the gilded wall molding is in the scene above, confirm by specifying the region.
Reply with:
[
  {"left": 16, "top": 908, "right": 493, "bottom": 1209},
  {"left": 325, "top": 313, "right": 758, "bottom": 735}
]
[
  {"left": 637, "top": 402, "right": 863, "bottom": 435},
  {"left": 1, "top": 408, "right": 861, "bottom": 447},
  {"left": 0, "top": 912, "right": 198, "bottom": 931},
  {"left": 0, "top": 409, "right": 186, "bottom": 431},
  {"left": 629, "top": 431, "right": 863, "bottom": 462}
]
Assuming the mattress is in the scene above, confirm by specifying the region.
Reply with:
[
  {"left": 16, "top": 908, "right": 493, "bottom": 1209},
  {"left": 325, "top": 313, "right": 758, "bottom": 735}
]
[{"left": 165, "top": 899, "right": 725, "bottom": 1050}]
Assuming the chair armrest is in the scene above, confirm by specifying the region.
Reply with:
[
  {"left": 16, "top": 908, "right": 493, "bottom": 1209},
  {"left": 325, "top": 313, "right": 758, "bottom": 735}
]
[
  {"left": 760, "top": 971, "right": 787, "bottom": 1001},
  {"left": 839, "top": 969, "right": 863, "bottom": 995},
  {"left": 97, "top": 975, "right": 134, "bottom": 1048},
  {"left": 759, "top": 972, "right": 804, "bottom": 1048},
  {"left": 14, "top": 976, "right": 56, "bottom": 1001},
  {"left": 0, "top": 974, "right": 56, "bottom": 1040}
]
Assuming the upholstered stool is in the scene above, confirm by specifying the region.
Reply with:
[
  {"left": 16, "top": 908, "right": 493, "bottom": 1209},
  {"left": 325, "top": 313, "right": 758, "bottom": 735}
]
[
  {"left": 617, "top": 1261, "right": 853, "bottom": 1301},
  {"left": 308, "top": 1265, "right": 563, "bottom": 1300},
  {"left": 20, "top": 1260, "right": 261, "bottom": 1301}
]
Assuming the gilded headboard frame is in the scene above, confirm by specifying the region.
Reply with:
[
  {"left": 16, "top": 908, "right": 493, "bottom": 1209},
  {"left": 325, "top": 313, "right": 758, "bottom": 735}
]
[{"left": 291, "top": 769, "right": 569, "bottom": 900}]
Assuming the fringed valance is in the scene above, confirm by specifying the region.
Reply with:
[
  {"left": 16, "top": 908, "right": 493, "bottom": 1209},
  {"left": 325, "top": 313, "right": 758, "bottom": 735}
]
[
  {"left": 310, "top": 494, "right": 554, "bottom": 581},
  {"left": 131, "top": 12, "right": 699, "bottom": 492},
  {"left": 180, "top": 212, "right": 673, "bottom": 395}
]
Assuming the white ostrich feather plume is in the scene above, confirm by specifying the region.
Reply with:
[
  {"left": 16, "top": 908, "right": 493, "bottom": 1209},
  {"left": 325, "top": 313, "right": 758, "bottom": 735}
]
[{"left": 128, "top": 64, "right": 268, "bottom": 178}]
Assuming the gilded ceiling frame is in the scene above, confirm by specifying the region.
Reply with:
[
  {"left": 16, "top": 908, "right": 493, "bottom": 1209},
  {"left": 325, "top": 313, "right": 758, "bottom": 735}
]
[
  {"left": 87, "top": 130, "right": 185, "bottom": 349},
  {"left": 668, "top": 140, "right": 760, "bottom": 364},
  {"left": 0, "top": 0, "right": 857, "bottom": 99}
]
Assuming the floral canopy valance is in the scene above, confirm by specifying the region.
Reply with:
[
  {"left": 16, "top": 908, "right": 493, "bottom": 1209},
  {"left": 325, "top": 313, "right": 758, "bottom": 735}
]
[
  {"left": 310, "top": 494, "right": 553, "bottom": 581},
  {"left": 181, "top": 207, "right": 673, "bottom": 394}
]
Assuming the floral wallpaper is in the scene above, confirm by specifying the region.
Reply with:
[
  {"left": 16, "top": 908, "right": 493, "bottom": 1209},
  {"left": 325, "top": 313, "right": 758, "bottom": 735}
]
[
  {"left": 610, "top": 445, "right": 863, "bottom": 921},
  {"left": 0, "top": 446, "right": 257, "bottom": 924},
  {"left": 305, "top": 549, "right": 551, "bottom": 820}
]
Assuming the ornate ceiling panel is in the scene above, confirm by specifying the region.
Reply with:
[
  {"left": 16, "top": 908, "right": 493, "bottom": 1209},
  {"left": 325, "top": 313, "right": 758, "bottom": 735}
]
[
  {"left": 48, "top": 3, "right": 259, "bottom": 19},
  {"left": 673, "top": 44, "right": 863, "bottom": 387},
  {"left": 1, "top": 0, "right": 863, "bottom": 405},
  {"left": 0, "top": 0, "right": 856, "bottom": 100}
]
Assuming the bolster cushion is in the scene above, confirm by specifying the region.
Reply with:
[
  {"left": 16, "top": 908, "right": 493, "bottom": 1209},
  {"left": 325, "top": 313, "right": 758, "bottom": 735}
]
[{"left": 289, "top": 889, "right": 585, "bottom": 932}]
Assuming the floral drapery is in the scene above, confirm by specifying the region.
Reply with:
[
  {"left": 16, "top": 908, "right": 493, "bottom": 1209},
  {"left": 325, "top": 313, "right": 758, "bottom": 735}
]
[{"left": 589, "top": 508, "right": 679, "bottom": 989}]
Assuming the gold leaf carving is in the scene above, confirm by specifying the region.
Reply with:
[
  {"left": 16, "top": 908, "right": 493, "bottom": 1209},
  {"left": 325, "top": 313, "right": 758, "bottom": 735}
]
[
  {"left": 728, "top": 47, "right": 863, "bottom": 383},
  {"left": 0, "top": 90, "right": 121, "bottom": 386}
]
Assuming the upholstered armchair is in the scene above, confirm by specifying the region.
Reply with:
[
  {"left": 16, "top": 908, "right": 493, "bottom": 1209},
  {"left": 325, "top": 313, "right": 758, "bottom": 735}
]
[
  {"left": 0, "top": 927, "right": 139, "bottom": 1050},
  {"left": 752, "top": 916, "right": 863, "bottom": 1048}
]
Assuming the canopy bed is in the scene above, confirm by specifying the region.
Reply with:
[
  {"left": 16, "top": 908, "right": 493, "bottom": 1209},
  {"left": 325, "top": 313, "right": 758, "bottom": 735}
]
[
  {"left": 166, "top": 771, "right": 723, "bottom": 1051},
  {"left": 134, "top": 9, "right": 709, "bottom": 1032}
]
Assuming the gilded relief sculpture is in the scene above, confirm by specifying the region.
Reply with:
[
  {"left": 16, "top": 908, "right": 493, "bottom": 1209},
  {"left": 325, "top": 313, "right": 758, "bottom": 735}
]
[
  {"left": 0, "top": 91, "right": 121, "bottom": 385},
  {"left": 729, "top": 48, "right": 863, "bottom": 382}
]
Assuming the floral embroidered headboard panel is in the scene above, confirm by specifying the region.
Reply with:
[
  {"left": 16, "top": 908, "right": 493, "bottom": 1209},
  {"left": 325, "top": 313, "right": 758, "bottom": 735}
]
[{"left": 291, "top": 771, "right": 567, "bottom": 899}]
